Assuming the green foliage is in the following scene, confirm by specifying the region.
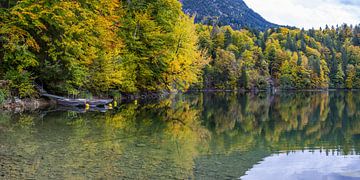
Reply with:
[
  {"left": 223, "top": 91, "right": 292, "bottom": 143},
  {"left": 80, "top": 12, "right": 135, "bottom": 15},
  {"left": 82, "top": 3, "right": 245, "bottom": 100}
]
[
  {"left": 345, "top": 65, "right": 356, "bottom": 89},
  {"left": 333, "top": 64, "right": 345, "bottom": 88},
  {"left": 5, "top": 70, "right": 36, "bottom": 98},
  {"left": 0, "top": 0, "right": 208, "bottom": 97},
  {"left": 198, "top": 25, "right": 359, "bottom": 90},
  {"left": 0, "top": 0, "right": 126, "bottom": 96},
  {"left": 119, "top": 0, "right": 207, "bottom": 92},
  {"left": 0, "top": 89, "right": 6, "bottom": 104},
  {"left": 109, "top": 90, "right": 122, "bottom": 101},
  {"left": 239, "top": 66, "right": 249, "bottom": 89},
  {"left": 0, "top": 0, "right": 359, "bottom": 98}
]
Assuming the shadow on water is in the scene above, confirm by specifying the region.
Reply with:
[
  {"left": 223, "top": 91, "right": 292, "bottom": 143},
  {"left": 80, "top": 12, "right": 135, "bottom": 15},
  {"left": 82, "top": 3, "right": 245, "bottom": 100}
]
[{"left": 0, "top": 91, "right": 359, "bottom": 179}]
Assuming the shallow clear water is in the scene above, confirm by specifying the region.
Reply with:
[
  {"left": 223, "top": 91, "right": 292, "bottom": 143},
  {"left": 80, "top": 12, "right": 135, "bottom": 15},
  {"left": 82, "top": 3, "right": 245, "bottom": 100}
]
[{"left": 0, "top": 91, "right": 359, "bottom": 179}]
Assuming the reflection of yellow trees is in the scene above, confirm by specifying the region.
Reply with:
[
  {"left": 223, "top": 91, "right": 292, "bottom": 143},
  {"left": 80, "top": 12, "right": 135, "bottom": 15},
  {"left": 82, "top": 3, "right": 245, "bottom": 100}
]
[
  {"left": 0, "top": 113, "right": 11, "bottom": 134},
  {"left": 104, "top": 103, "right": 137, "bottom": 131},
  {"left": 203, "top": 91, "right": 360, "bottom": 154},
  {"left": 336, "top": 97, "right": 345, "bottom": 121},
  {"left": 16, "top": 114, "right": 36, "bottom": 129},
  {"left": 80, "top": 94, "right": 211, "bottom": 178},
  {"left": 275, "top": 93, "right": 329, "bottom": 132},
  {"left": 202, "top": 93, "right": 269, "bottom": 154},
  {"left": 144, "top": 94, "right": 210, "bottom": 177},
  {"left": 318, "top": 93, "right": 330, "bottom": 122},
  {"left": 201, "top": 93, "right": 243, "bottom": 153},
  {"left": 2, "top": 91, "right": 360, "bottom": 178},
  {"left": 264, "top": 93, "right": 330, "bottom": 142},
  {"left": 0, "top": 113, "right": 41, "bottom": 177},
  {"left": 346, "top": 92, "right": 356, "bottom": 116}
]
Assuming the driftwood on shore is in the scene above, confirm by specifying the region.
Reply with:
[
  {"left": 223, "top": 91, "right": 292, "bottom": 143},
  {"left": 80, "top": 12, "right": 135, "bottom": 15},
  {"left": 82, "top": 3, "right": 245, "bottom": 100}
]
[
  {"left": 35, "top": 84, "right": 112, "bottom": 107},
  {"left": 35, "top": 81, "right": 113, "bottom": 107},
  {"left": 41, "top": 93, "right": 113, "bottom": 107}
]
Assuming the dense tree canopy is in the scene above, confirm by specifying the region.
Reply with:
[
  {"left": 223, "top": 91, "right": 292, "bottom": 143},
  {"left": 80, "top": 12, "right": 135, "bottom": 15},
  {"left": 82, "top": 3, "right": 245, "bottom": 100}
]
[
  {"left": 1, "top": 0, "right": 125, "bottom": 97},
  {"left": 0, "top": 0, "right": 206, "bottom": 98},
  {"left": 119, "top": 0, "right": 207, "bottom": 93},
  {"left": 0, "top": 0, "right": 359, "bottom": 99},
  {"left": 198, "top": 24, "right": 360, "bottom": 90}
]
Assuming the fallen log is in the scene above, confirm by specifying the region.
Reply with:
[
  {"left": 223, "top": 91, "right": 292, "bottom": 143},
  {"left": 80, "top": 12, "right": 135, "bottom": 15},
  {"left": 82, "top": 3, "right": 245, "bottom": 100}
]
[{"left": 41, "top": 93, "right": 113, "bottom": 107}]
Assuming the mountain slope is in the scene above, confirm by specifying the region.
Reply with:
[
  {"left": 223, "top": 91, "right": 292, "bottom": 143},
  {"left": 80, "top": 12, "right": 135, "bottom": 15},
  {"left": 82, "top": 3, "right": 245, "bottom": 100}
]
[{"left": 181, "top": 0, "right": 279, "bottom": 30}]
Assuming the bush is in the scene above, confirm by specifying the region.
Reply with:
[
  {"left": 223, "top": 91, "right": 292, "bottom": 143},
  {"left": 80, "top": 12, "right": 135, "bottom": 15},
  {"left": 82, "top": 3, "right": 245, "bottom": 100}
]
[
  {"left": 5, "top": 70, "right": 37, "bottom": 98},
  {"left": 0, "top": 89, "right": 7, "bottom": 104},
  {"left": 280, "top": 75, "right": 295, "bottom": 89},
  {"left": 256, "top": 77, "right": 269, "bottom": 90},
  {"left": 0, "top": 91, "right": 4, "bottom": 104},
  {"left": 110, "top": 90, "right": 122, "bottom": 101}
]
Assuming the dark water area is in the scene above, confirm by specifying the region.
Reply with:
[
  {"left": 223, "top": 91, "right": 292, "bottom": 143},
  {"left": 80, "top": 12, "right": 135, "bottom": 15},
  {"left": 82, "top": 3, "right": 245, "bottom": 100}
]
[{"left": 0, "top": 91, "right": 359, "bottom": 179}]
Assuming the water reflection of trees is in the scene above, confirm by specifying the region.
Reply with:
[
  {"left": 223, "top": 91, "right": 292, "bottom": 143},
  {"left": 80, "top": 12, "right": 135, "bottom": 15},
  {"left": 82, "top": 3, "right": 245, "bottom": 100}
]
[
  {"left": 1, "top": 91, "right": 360, "bottom": 179},
  {"left": 201, "top": 91, "right": 360, "bottom": 155},
  {"left": 0, "top": 94, "right": 210, "bottom": 179}
]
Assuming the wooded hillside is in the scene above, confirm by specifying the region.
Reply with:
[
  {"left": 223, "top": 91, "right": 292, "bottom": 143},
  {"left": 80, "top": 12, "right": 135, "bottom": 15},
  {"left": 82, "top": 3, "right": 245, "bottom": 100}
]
[{"left": 0, "top": 0, "right": 359, "bottom": 99}]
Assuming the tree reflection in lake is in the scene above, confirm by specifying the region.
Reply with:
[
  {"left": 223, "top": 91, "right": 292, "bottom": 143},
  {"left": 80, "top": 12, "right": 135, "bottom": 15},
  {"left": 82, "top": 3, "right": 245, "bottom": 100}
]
[
  {"left": 0, "top": 91, "right": 359, "bottom": 179},
  {"left": 201, "top": 91, "right": 360, "bottom": 155}
]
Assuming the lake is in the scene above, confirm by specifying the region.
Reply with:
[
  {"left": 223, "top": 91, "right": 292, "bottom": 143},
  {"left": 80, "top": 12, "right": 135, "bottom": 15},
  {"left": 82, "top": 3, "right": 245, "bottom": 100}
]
[{"left": 0, "top": 91, "right": 359, "bottom": 179}]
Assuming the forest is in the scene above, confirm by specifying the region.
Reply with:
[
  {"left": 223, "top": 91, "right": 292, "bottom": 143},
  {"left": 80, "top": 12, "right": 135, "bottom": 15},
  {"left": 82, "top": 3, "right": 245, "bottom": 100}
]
[{"left": 0, "top": 0, "right": 360, "bottom": 100}]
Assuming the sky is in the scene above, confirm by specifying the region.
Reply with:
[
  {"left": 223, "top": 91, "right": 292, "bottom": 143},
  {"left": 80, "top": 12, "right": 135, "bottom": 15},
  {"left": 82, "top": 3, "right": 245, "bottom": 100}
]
[
  {"left": 243, "top": 0, "right": 360, "bottom": 29},
  {"left": 241, "top": 150, "right": 360, "bottom": 180}
]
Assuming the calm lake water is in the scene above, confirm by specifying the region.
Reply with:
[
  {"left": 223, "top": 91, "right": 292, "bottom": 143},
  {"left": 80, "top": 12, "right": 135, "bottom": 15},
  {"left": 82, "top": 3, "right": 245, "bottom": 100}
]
[{"left": 0, "top": 91, "right": 359, "bottom": 179}]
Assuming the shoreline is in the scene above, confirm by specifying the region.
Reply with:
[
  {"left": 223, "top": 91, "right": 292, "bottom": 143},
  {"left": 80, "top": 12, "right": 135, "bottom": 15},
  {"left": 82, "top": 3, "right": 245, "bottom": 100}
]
[
  {"left": 1, "top": 88, "right": 358, "bottom": 112},
  {"left": 187, "top": 88, "right": 359, "bottom": 93},
  {"left": 0, "top": 98, "right": 56, "bottom": 112}
]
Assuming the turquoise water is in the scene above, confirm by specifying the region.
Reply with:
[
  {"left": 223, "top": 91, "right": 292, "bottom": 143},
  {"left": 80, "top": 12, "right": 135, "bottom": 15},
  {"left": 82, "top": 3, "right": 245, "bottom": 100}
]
[{"left": 0, "top": 91, "right": 359, "bottom": 179}]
